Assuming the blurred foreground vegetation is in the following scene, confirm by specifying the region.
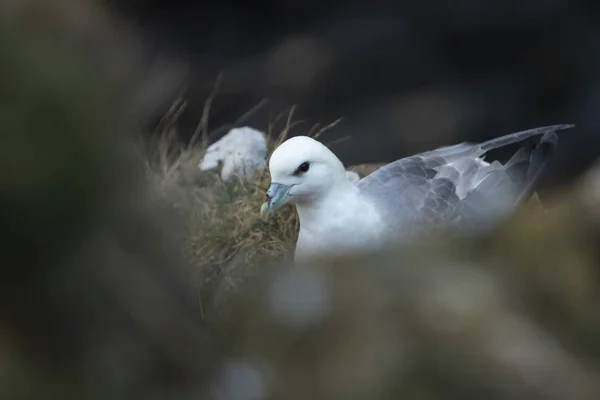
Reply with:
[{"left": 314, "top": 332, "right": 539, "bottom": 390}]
[{"left": 3, "top": 2, "right": 600, "bottom": 399}]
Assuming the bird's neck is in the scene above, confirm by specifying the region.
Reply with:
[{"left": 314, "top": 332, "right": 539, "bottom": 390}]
[{"left": 294, "top": 180, "right": 359, "bottom": 232}]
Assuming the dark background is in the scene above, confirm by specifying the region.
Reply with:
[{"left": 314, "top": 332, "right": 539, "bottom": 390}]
[{"left": 107, "top": 0, "right": 600, "bottom": 189}]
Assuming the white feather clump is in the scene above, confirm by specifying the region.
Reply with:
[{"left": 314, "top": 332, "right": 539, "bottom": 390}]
[
  {"left": 198, "top": 127, "right": 268, "bottom": 181},
  {"left": 198, "top": 126, "right": 363, "bottom": 183}
]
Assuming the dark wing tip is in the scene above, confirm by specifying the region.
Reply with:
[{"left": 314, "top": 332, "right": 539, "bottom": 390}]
[
  {"left": 531, "top": 124, "right": 574, "bottom": 135},
  {"left": 537, "top": 124, "right": 575, "bottom": 132},
  {"left": 540, "top": 131, "right": 559, "bottom": 145},
  {"left": 547, "top": 124, "right": 575, "bottom": 131},
  {"left": 480, "top": 124, "right": 575, "bottom": 153}
]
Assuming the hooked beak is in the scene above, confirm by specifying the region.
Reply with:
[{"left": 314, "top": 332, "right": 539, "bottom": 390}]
[{"left": 260, "top": 182, "right": 293, "bottom": 219}]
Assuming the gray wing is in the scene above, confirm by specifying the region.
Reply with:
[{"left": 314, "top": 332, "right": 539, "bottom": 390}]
[{"left": 356, "top": 124, "right": 574, "bottom": 234}]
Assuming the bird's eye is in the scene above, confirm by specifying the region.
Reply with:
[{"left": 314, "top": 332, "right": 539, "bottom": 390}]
[{"left": 296, "top": 162, "right": 310, "bottom": 174}]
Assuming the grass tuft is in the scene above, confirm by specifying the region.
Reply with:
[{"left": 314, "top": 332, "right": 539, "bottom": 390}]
[{"left": 138, "top": 104, "right": 372, "bottom": 314}]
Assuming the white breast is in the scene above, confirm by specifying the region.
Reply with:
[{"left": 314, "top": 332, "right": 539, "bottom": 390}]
[{"left": 293, "top": 192, "right": 384, "bottom": 262}]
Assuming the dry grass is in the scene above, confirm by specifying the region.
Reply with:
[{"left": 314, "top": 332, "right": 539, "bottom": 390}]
[{"left": 136, "top": 100, "right": 382, "bottom": 315}]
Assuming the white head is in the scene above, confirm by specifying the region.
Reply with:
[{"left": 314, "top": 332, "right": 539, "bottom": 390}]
[{"left": 260, "top": 136, "right": 349, "bottom": 217}]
